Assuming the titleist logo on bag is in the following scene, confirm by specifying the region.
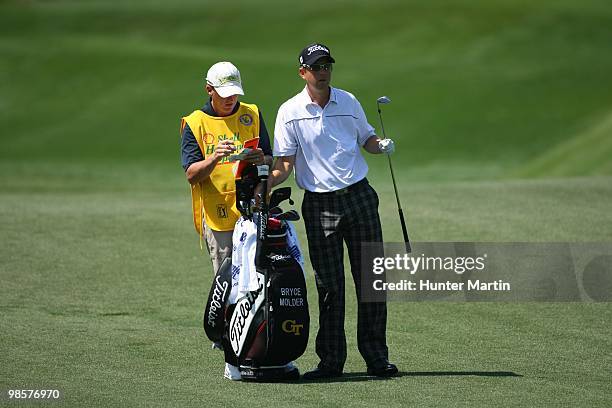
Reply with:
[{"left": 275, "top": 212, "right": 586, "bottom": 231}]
[
  {"left": 207, "top": 275, "right": 228, "bottom": 328},
  {"left": 270, "top": 254, "right": 292, "bottom": 262},
  {"left": 229, "top": 275, "right": 265, "bottom": 356}
]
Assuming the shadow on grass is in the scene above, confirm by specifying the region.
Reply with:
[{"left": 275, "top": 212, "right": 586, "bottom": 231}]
[{"left": 294, "top": 371, "right": 522, "bottom": 384}]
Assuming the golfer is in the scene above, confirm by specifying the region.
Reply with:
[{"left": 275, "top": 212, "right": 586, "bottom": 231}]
[
  {"left": 180, "top": 61, "right": 273, "bottom": 273},
  {"left": 268, "top": 43, "right": 398, "bottom": 379}
]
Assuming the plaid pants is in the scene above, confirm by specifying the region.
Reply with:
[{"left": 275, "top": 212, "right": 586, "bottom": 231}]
[{"left": 302, "top": 178, "right": 389, "bottom": 371}]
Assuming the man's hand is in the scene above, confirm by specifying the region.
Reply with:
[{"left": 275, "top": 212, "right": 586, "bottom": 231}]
[
  {"left": 378, "top": 138, "right": 395, "bottom": 154},
  {"left": 364, "top": 135, "right": 395, "bottom": 154},
  {"left": 243, "top": 148, "right": 265, "bottom": 165},
  {"left": 213, "top": 140, "right": 236, "bottom": 161},
  {"left": 185, "top": 140, "right": 237, "bottom": 184}
]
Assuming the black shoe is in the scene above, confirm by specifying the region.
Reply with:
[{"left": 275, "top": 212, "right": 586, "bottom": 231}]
[
  {"left": 303, "top": 366, "right": 343, "bottom": 380},
  {"left": 367, "top": 361, "right": 398, "bottom": 377}
]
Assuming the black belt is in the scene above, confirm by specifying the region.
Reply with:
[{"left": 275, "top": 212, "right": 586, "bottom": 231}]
[{"left": 306, "top": 178, "right": 369, "bottom": 196}]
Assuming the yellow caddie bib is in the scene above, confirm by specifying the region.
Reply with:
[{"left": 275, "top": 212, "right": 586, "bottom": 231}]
[{"left": 180, "top": 102, "right": 260, "bottom": 234}]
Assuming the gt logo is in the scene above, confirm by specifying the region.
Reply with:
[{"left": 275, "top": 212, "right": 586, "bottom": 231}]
[{"left": 282, "top": 320, "right": 304, "bottom": 336}]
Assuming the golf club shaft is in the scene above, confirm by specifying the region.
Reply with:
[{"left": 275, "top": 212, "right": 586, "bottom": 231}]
[
  {"left": 387, "top": 155, "right": 412, "bottom": 253},
  {"left": 377, "top": 104, "right": 412, "bottom": 253},
  {"left": 377, "top": 106, "right": 387, "bottom": 140}
]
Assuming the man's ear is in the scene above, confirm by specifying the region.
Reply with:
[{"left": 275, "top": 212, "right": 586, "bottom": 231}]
[
  {"left": 205, "top": 84, "right": 214, "bottom": 96},
  {"left": 298, "top": 67, "right": 307, "bottom": 80}
]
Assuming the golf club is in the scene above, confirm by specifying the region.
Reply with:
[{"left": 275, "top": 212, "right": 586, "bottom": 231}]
[
  {"left": 274, "top": 209, "right": 301, "bottom": 222},
  {"left": 269, "top": 186, "right": 294, "bottom": 209},
  {"left": 376, "top": 96, "right": 412, "bottom": 253}
]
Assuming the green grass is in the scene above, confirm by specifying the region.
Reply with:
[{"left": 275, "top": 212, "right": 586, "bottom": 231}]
[
  {"left": 1, "top": 0, "right": 611, "bottom": 406},
  {"left": 1, "top": 166, "right": 611, "bottom": 406}
]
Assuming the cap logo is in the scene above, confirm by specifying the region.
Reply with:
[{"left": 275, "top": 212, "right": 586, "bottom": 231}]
[
  {"left": 307, "top": 45, "right": 329, "bottom": 55},
  {"left": 216, "top": 74, "right": 240, "bottom": 85}
]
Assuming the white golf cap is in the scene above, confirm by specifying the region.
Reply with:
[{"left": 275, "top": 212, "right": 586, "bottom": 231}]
[{"left": 206, "top": 61, "right": 244, "bottom": 98}]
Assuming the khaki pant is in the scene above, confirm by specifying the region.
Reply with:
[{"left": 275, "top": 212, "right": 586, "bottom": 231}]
[{"left": 204, "top": 225, "right": 233, "bottom": 273}]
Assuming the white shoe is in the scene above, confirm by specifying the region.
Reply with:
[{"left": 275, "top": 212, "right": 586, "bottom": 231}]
[{"left": 224, "top": 363, "right": 242, "bottom": 381}]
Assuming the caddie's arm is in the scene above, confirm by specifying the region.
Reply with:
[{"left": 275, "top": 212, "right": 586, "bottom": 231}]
[
  {"left": 185, "top": 139, "right": 236, "bottom": 185},
  {"left": 363, "top": 135, "right": 395, "bottom": 155},
  {"left": 267, "top": 155, "right": 295, "bottom": 195}
]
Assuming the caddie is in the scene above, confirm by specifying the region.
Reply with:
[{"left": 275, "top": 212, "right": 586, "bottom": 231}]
[{"left": 180, "top": 61, "right": 273, "bottom": 273}]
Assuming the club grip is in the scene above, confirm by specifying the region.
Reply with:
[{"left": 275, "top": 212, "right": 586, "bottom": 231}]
[{"left": 398, "top": 208, "right": 412, "bottom": 253}]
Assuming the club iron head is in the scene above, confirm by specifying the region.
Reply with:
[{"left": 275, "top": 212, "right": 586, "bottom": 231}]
[
  {"left": 269, "top": 206, "right": 283, "bottom": 216},
  {"left": 274, "top": 209, "right": 300, "bottom": 222},
  {"left": 377, "top": 96, "right": 391, "bottom": 104}
]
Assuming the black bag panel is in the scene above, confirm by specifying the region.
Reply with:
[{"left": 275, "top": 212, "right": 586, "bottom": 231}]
[
  {"left": 265, "top": 260, "right": 309, "bottom": 365},
  {"left": 220, "top": 236, "right": 310, "bottom": 369},
  {"left": 238, "top": 258, "right": 309, "bottom": 367},
  {"left": 203, "top": 257, "right": 232, "bottom": 342},
  {"left": 222, "top": 304, "right": 239, "bottom": 367},
  {"left": 239, "top": 364, "right": 300, "bottom": 382}
]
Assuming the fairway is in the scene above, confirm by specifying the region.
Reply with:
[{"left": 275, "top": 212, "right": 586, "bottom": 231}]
[{"left": 1, "top": 0, "right": 611, "bottom": 407}]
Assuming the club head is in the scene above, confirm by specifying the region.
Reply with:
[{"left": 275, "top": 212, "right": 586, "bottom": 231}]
[
  {"left": 269, "top": 206, "right": 283, "bottom": 216},
  {"left": 377, "top": 96, "right": 391, "bottom": 104},
  {"left": 269, "top": 186, "right": 293, "bottom": 209},
  {"left": 274, "top": 209, "right": 300, "bottom": 222}
]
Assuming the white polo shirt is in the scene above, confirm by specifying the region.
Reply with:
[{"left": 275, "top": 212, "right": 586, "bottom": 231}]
[{"left": 273, "top": 86, "right": 376, "bottom": 192}]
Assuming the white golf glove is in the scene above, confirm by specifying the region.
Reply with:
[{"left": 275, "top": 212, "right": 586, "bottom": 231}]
[{"left": 379, "top": 138, "right": 395, "bottom": 154}]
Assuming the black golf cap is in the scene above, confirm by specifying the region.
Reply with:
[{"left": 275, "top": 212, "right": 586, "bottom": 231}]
[{"left": 298, "top": 43, "right": 336, "bottom": 66}]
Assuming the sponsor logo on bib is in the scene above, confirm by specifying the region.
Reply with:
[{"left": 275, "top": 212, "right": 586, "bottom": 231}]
[
  {"left": 217, "top": 204, "right": 228, "bottom": 218},
  {"left": 239, "top": 113, "right": 253, "bottom": 126}
]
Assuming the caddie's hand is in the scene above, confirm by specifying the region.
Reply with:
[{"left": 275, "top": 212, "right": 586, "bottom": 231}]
[
  {"left": 214, "top": 140, "right": 236, "bottom": 160},
  {"left": 244, "top": 147, "right": 265, "bottom": 165},
  {"left": 379, "top": 138, "right": 395, "bottom": 154}
]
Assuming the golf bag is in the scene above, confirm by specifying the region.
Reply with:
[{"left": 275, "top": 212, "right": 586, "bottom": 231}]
[{"left": 203, "top": 164, "right": 309, "bottom": 381}]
